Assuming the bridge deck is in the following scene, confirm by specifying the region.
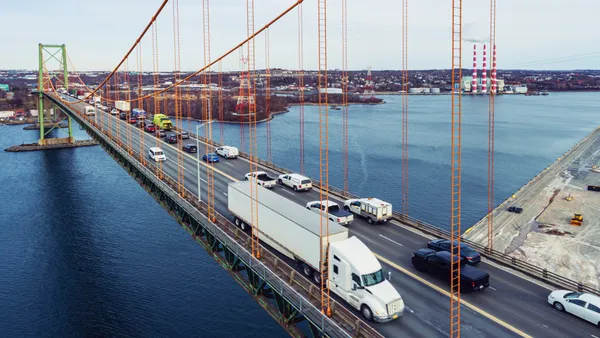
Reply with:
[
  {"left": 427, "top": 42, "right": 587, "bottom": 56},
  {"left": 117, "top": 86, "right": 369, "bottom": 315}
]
[{"left": 47, "top": 92, "right": 597, "bottom": 338}]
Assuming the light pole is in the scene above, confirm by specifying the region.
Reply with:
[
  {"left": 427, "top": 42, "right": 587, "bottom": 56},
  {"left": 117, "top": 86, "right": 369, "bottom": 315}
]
[{"left": 196, "top": 124, "right": 202, "bottom": 202}]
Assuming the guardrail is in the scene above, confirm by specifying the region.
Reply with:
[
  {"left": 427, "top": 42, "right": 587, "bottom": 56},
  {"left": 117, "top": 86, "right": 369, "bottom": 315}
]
[
  {"left": 47, "top": 94, "right": 382, "bottom": 338},
  {"left": 182, "top": 129, "right": 600, "bottom": 297}
]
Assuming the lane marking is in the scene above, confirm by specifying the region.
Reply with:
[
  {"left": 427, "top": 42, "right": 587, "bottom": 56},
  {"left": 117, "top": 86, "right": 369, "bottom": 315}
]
[
  {"left": 374, "top": 253, "right": 533, "bottom": 338},
  {"left": 542, "top": 324, "right": 548, "bottom": 328},
  {"left": 282, "top": 189, "right": 295, "bottom": 195},
  {"left": 489, "top": 286, "right": 497, "bottom": 291},
  {"left": 591, "top": 334, "right": 598, "bottom": 338},
  {"left": 379, "top": 234, "right": 403, "bottom": 247},
  {"left": 226, "top": 162, "right": 235, "bottom": 167},
  {"left": 223, "top": 192, "right": 228, "bottom": 196}
]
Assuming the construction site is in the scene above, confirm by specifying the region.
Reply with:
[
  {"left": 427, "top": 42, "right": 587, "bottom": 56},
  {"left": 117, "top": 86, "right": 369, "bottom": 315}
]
[{"left": 465, "top": 126, "right": 600, "bottom": 288}]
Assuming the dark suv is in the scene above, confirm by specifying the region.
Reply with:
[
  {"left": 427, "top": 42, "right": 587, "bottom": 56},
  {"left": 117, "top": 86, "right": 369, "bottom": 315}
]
[{"left": 183, "top": 144, "right": 197, "bottom": 153}]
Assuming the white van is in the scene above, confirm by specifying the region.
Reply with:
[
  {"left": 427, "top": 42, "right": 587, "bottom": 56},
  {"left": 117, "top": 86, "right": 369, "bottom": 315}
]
[
  {"left": 148, "top": 147, "right": 166, "bottom": 162},
  {"left": 84, "top": 105, "right": 95, "bottom": 116},
  {"left": 278, "top": 173, "right": 312, "bottom": 191},
  {"left": 215, "top": 146, "right": 239, "bottom": 159}
]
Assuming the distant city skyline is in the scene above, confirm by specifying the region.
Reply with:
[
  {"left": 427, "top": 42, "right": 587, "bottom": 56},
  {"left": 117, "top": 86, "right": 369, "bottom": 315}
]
[{"left": 1, "top": 0, "right": 599, "bottom": 72}]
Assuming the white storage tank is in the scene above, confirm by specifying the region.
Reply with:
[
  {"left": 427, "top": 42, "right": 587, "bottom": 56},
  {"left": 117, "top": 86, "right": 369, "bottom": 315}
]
[
  {"left": 408, "top": 88, "right": 422, "bottom": 94},
  {"left": 430, "top": 88, "right": 441, "bottom": 94},
  {"left": 422, "top": 88, "right": 431, "bottom": 94}
]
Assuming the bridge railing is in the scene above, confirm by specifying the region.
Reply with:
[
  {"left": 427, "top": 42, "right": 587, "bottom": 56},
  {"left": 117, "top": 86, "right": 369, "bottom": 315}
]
[
  {"left": 183, "top": 129, "right": 600, "bottom": 297},
  {"left": 48, "top": 94, "right": 382, "bottom": 338}
]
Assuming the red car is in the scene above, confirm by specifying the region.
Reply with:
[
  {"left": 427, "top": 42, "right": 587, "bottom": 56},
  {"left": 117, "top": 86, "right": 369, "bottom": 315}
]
[
  {"left": 145, "top": 124, "right": 156, "bottom": 132},
  {"left": 128, "top": 117, "right": 137, "bottom": 124}
]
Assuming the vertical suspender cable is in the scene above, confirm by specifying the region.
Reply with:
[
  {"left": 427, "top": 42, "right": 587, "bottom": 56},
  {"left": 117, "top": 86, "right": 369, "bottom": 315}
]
[
  {"left": 203, "top": 0, "right": 216, "bottom": 221},
  {"left": 450, "top": 0, "right": 463, "bottom": 336},
  {"left": 318, "top": 0, "right": 331, "bottom": 317},
  {"left": 487, "top": 0, "right": 497, "bottom": 251},
  {"left": 298, "top": 3, "right": 305, "bottom": 174},
  {"left": 265, "top": 28, "right": 272, "bottom": 163},
  {"left": 246, "top": 0, "right": 261, "bottom": 259},
  {"left": 401, "top": 0, "right": 409, "bottom": 215},
  {"left": 173, "top": 0, "right": 185, "bottom": 198},
  {"left": 341, "top": 0, "right": 349, "bottom": 193}
]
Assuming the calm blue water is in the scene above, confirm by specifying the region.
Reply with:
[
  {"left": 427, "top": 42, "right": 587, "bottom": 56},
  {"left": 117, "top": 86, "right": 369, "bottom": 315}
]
[
  {"left": 1, "top": 92, "right": 599, "bottom": 336},
  {"left": 0, "top": 125, "right": 284, "bottom": 337},
  {"left": 189, "top": 92, "right": 600, "bottom": 228}
]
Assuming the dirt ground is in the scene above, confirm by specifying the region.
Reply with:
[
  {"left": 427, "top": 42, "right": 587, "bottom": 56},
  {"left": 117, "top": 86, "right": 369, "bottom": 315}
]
[{"left": 465, "top": 126, "right": 600, "bottom": 288}]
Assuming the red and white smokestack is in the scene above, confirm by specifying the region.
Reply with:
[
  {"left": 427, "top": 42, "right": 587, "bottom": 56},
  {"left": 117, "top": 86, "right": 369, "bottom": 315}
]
[
  {"left": 472, "top": 44, "right": 478, "bottom": 93},
  {"left": 492, "top": 44, "right": 497, "bottom": 93},
  {"left": 482, "top": 44, "right": 487, "bottom": 93}
]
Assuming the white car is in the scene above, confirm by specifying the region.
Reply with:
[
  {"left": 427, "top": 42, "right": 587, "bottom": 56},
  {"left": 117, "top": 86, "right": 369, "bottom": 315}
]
[
  {"left": 215, "top": 146, "right": 239, "bottom": 159},
  {"left": 149, "top": 147, "right": 167, "bottom": 162},
  {"left": 277, "top": 173, "right": 312, "bottom": 191},
  {"left": 110, "top": 109, "right": 119, "bottom": 115},
  {"left": 548, "top": 290, "right": 600, "bottom": 326}
]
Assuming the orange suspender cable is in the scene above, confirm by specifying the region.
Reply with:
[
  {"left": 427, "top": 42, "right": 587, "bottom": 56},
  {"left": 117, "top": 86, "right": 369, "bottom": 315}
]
[{"left": 449, "top": 0, "right": 463, "bottom": 336}]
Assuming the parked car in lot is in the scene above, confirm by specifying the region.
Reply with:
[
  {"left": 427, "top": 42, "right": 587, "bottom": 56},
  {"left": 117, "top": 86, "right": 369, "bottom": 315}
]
[
  {"left": 215, "top": 146, "right": 239, "bottom": 159},
  {"left": 148, "top": 147, "right": 166, "bottom": 162},
  {"left": 202, "top": 153, "right": 219, "bottom": 163},
  {"left": 183, "top": 144, "right": 197, "bottom": 153},
  {"left": 427, "top": 239, "right": 481, "bottom": 265},
  {"left": 507, "top": 206, "right": 523, "bottom": 213},
  {"left": 548, "top": 290, "right": 600, "bottom": 326},
  {"left": 412, "top": 248, "right": 490, "bottom": 292},
  {"left": 278, "top": 173, "right": 312, "bottom": 191}
]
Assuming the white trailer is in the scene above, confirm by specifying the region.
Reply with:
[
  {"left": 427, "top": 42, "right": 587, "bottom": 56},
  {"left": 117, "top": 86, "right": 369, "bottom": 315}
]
[
  {"left": 228, "top": 181, "right": 404, "bottom": 322},
  {"left": 115, "top": 100, "right": 130, "bottom": 112}
]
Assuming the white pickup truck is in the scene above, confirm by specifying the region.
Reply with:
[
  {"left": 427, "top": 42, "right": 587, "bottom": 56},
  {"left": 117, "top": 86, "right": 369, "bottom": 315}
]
[
  {"left": 306, "top": 200, "right": 354, "bottom": 226},
  {"left": 277, "top": 173, "right": 312, "bottom": 191},
  {"left": 244, "top": 171, "right": 276, "bottom": 189}
]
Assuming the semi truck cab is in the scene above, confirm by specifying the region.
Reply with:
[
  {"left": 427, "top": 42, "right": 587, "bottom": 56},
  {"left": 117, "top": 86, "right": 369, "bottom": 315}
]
[{"left": 329, "top": 236, "right": 404, "bottom": 322}]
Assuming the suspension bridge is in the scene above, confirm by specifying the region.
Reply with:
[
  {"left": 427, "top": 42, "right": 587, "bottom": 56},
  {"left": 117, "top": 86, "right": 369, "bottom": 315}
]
[{"left": 30, "top": 0, "right": 595, "bottom": 337}]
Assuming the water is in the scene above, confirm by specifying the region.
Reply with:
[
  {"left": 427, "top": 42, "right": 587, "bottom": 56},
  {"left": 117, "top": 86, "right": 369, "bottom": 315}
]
[
  {"left": 188, "top": 92, "right": 600, "bottom": 228},
  {"left": 0, "top": 126, "right": 284, "bottom": 337},
  {"left": 1, "top": 92, "right": 599, "bottom": 336}
]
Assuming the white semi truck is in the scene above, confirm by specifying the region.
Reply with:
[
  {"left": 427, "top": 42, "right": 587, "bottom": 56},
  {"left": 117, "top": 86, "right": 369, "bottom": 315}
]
[{"left": 227, "top": 181, "right": 404, "bottom": 322}]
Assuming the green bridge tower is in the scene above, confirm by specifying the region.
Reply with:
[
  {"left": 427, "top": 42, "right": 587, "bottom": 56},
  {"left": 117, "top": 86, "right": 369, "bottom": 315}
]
[{"left": 37, "top": 43, "right": 74, "bottom": 145}]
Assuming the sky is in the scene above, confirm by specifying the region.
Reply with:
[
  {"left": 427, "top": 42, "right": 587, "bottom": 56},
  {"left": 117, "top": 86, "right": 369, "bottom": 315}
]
[{"left": 1, "top": 0, "right": 599, "bottom": 72}]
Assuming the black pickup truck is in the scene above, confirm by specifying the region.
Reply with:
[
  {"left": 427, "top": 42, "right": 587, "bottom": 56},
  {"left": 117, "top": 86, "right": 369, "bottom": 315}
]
[{"left": 411, "top": 248, "right": 490, "bottom": 292}]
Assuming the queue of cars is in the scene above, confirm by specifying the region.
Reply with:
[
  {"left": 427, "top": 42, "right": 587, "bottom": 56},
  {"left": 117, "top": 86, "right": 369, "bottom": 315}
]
[{"left": 82, "top": 95, "right": 600, "bottom": 329}]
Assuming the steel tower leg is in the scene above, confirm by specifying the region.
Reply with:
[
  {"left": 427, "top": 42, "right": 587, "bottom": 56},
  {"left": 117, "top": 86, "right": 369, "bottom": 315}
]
[{"left": 38, "top": 43, "right": 45, "bottom": 145}]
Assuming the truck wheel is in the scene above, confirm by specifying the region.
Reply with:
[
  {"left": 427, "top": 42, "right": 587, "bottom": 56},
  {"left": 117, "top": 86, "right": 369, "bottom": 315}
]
[
  {"left": 278, "top": 179, "right": 282, "bottom": 184},
  {"left": 240, "top": 222, "right": 247, "bottom": 231},
  {"left": 303, "top": 264, "right": 312, "bottom": 277},
  {"left": 293, "top": 186, "right": 298, "bottom": 191},
  {"left": 244, "top": 177, "right": 248, "bottom": 181},
  {"left": 368, "top": 218, "right": 374, "bottom": 225},
  {"left": 234, "top": 218, "right": 240, "bottom": 227},
  {"left": 361, "top": 305, "right": 374, "bottom": 322},
  {"left": 313, "top": 272, "right": 321, "bottom": 284},
  {"left": 344, "top": 206, "right": 349, "bottom": 211}
]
